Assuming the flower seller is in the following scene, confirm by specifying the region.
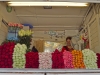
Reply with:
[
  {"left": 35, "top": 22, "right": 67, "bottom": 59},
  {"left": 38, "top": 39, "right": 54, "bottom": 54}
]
[{"left": 61, "top": 36, "right": 74, "bottom": 52}]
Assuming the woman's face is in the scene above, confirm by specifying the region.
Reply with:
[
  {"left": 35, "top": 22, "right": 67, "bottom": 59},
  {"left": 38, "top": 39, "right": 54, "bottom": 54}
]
[{"left": 66, "top": 39, "right": 71, "bottom": 46}]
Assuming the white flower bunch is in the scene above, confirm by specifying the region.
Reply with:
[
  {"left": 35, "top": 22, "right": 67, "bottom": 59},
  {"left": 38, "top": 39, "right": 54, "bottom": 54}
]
[
  {"left": 13, "top": 43, "right": 27, "bottom": 69},
  {"left": 39, "top": 52, "right": 52, "bottom": 69},
  {"left": 82, "top": 49, "right": 98, "bottom": 69},
  {"left": 18, "top": 29, "right": 33, "bottom": 37}
]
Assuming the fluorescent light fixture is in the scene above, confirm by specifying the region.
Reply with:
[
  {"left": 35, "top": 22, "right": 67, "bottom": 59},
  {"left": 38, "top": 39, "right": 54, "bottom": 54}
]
[{"left": 8, "top": 2, "right": 88, "bottom": 6}]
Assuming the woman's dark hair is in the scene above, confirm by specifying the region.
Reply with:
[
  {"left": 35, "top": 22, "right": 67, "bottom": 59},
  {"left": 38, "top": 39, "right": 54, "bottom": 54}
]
[
  {"left": 32, "top": 46, "right": 38, "bottom": 52},
  {"left": 66, "top": 36, "right": 72, "bottom": 41}
]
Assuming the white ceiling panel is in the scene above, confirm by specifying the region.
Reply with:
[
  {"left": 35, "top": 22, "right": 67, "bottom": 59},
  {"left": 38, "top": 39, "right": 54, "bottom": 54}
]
[
  {"left": 15, "top": 7, "right": 36, "bottom": 15},
  {"left": 35, "top": 7, "right": 85, "bottom": 15},
  {"left": 18, "top": 17, "right": 83, "bottom": 26},
  {"left": 15, "top": 7, "right": 87, "bottom": 15},
  {"left": 32, "top": 27, "right": 78, "bottom": 31},
  {"left": 14, "top": 6, "right": 88, "bottom": 30},
  {"left": 37, "top": 17, "right": 82, "bottom": 25},
  {"left": 18, "top": 17, "right": 38, "bottom": 25}
]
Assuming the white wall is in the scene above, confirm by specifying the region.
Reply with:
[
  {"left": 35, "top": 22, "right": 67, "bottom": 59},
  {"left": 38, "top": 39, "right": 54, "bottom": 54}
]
[
  {"left": 0, "top": 2, "right": 19, "bottom": 23},
  {"left": 0, "top": 2, "right": 20, "bottom": 44},
  {"left": 83, "top": 4, "right": 100, "bottom": 53}
]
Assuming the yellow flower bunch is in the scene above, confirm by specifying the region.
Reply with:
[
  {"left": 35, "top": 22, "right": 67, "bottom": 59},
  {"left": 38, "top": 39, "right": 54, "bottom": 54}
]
[{"left": 18, "top": 29, "right": 33, "bottom": 37}]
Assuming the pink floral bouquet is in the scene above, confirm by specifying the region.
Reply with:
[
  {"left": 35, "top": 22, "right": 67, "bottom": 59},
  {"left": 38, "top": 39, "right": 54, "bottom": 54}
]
[
  {"left": 63, "top": 50, "right": 74, "bottom": 68},
  {"left": 8, "top": 22, "right": 23, "bottom": 29}
]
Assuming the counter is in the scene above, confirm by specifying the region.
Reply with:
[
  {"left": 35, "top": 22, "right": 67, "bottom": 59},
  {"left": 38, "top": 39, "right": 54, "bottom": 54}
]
[{"left": 0, "top": 69, "right": 100, "bottom": 75}]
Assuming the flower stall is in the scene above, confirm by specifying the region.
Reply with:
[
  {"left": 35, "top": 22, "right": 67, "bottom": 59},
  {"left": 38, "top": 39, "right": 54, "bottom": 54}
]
[{"left": 0, "top": 23, "right": 100, "bottom": 75}]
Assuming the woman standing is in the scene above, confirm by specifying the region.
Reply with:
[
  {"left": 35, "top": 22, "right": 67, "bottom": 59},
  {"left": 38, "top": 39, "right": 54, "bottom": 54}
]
[{"left": 61, "top": 36, "right": 74, "bottom": 52}]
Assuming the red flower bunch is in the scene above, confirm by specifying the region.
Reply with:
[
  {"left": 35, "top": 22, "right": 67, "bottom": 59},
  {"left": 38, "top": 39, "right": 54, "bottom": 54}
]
[
  {"left": 52, "top": 49, "right": 64, "bottom": 69},
  {"left": 96, "top": 53, "right": 100, "bottom": 68},
  {"left": 0, "top": 42, "right": 15, "bottom": 68},
  {"left": 25, "top": 52, "right": 39, "bottom": 68}
]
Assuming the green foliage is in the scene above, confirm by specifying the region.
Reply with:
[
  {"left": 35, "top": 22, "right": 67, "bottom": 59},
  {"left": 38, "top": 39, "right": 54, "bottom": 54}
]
[{"left": 17, "top": 35, "right": 32, "bottom": 52}]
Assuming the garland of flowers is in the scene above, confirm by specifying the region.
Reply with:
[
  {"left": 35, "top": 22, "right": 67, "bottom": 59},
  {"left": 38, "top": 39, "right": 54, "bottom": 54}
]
[
  {"left": 39, "top": 52, "right": 52, "bottom": 69},
  {"left": 72, "top": 50, "right": 85, "bottom": 69},
  {"left": 25, "top": 52, "right": 39, "bottom": 68},
  {"left": 82, "top": 49, "right": 98, "bottom": 69},
  {"left": 63, "top": 50, "right": 73, "bottom": 68},
  {"left": 13, "top": 43, "right": 27, "bottom": 69},
  {"left": 0, "top": 42, "right": 15, "bottom": 68},
  {"left": 52, "top": 49, "right": 64, "bottom": 68},
  {"left": 96, "top": 53, "right": 100, "bottom": 68}
]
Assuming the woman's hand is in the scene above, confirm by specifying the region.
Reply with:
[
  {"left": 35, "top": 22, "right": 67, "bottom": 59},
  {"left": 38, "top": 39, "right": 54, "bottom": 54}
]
[{"left": 68, "top": 46, "right": 72, "bottom": 49}]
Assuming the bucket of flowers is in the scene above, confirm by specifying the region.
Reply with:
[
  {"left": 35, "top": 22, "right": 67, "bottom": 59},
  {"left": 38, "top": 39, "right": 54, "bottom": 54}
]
[{"left": 7, "top": 22, "right": 23, "bottom": 41}]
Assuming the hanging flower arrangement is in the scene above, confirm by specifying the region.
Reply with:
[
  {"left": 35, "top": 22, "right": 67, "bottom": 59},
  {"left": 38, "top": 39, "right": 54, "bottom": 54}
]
[
  {"left": 0, "top": 42, "right": 15, "bottom": 68},
  {"left": 25, "top": 52, "right": 39, "bottom": 68},
  {"left": 39, "top": 52, "right": 52, "bottom": 69},
  {"left": 82, "top": 49, "right": 98, "bottom": 69},
  {"left": 13, "top": 43, "right": 27, "bottom": 69},
  {"left": 71, "top": 50, "right": 85, "bottom": 69},
  {"left": 63, "top": 50, "right": 73, "bottom": 68},
  {"left": 52, "top": 49, "right": 64, "bottom": 69}
]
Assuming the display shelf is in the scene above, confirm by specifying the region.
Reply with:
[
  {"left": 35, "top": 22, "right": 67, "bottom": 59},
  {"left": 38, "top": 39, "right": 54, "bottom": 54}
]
[{"left": 0, "top": 69, "right": 100, "bottom": 73}]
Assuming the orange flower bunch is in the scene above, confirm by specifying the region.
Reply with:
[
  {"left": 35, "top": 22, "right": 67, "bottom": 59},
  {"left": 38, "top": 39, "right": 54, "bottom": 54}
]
[{"left": 71, "top": 50, "right": 85, "bottom": 69}]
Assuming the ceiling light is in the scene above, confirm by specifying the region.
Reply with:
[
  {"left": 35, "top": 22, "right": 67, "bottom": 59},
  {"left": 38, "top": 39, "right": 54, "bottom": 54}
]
[{"left": 8, "top": 2, "right": 88, "bottom": 6}]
